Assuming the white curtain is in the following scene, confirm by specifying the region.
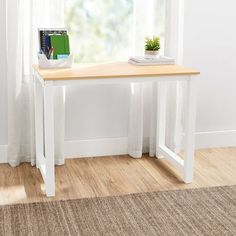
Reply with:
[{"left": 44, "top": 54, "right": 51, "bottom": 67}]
[
  {"left": 128, "top": 0, "right": 184, "bottom": 157},
  {"left": 6, "top": 0, "right": 65, "bottom": 166}
]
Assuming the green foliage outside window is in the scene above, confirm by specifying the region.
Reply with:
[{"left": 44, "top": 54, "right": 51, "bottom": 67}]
[{"left": 65, "top": 0, "right": 134, "bottom": 63}]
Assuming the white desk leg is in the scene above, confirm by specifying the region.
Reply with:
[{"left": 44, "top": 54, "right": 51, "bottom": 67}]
[
  {"left": 44, "top": 81, "right": 55, "bottom": 196},
  {"left": 156, "top": 82, "right": 167, "bottom": 158},
  {"left": 34, "top": 75, "right": 44, "bottom": 168},
  {"left": 183, "top": 76, "right": 197, "bottom": 183}
]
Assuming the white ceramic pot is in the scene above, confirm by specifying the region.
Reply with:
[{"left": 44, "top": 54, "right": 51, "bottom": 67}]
[{"left": 145, "top": 50, "right": 159, "bottom": 59}]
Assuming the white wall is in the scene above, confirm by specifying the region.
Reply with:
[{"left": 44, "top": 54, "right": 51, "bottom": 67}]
[
  {"left": 183, "top": 0, "right": 236, "bottom": 147},
  {"left": 1, "top": 1, "right": 236, "bottom": 155},
  {"left": 65, "top": 84, "right": 130, "bottom": 140}
]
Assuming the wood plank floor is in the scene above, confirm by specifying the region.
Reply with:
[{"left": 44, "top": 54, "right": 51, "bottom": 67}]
[{"left": 0, "top": 147, "right": 236, "bottom": 205}]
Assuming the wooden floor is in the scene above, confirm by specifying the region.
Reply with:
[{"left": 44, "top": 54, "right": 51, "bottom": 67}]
[{"left": 0, "top": 147, "right": 236, "bottom": 205}]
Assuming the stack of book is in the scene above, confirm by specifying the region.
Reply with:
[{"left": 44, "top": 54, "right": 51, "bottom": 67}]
[
  {"left": 38, "top": 28, "right": 72, "bottom": 69},
  {"left": 39, "top": 29, "right": 70, "bottom": 60},
  {"left": 128, "top": 56, "right": 175, "bottom": 66}
]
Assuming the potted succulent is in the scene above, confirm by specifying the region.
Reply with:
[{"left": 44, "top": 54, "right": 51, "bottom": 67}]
[{"left": 145, "top": 36, "right": 160, "bottom": 58}]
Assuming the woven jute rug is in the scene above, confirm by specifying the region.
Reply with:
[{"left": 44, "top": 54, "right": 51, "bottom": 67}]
[{"left": 1, "top": 185, "right": 236, "bottom": 236}]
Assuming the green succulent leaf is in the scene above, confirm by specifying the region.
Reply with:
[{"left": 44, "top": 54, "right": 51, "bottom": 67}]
[{"left": 145, "top": 36, "right": 160, "bottom": 51}]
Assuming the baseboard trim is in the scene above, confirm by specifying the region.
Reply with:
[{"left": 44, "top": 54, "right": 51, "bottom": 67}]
[
  {"left": 195, "top": 130, "right": 236, "bottom": 149},
  {"left": 65, "top": 130, "right": 236, "bottom": 158},
  {"left": 0, "top": 130, "right": 235, "bottom": 163},
  {"left": 64, "top": 137, "right": 128, "bottom": 158}
]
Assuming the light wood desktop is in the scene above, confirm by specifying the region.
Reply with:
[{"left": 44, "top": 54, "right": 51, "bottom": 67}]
[
  {"left": 33, "top": 62, "right": 199, "bottom": 197},
  {"left": 34, "top": 62, "right": 199, "bottom": 80}
]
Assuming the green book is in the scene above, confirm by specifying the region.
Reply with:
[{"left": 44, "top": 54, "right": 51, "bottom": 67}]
[{"left": 50, "top": 34, "right": 70, "bottom": 59}]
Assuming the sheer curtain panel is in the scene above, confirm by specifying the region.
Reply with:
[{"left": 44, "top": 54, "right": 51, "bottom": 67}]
[
  {"left": 6, "top": 0, "right": 66, "bottom": 166},
  {"left": 128, "top": 0, "right": 185, "bottom": 158}
]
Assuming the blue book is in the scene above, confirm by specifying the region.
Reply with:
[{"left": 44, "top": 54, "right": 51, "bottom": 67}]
[
  {"left": 57, "top": 54, "right": 69, "bottom": 59},
  {"left": 45, "top": 35, "right": 51, "bottom": 54}
]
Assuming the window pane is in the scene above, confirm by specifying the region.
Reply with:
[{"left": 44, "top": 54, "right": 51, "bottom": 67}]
[
  {"left": 133, "top": 0, "right": 166, "bottom": 55},
  {"left": 65, "top": 0, "right": 134, "bottom": 63}
]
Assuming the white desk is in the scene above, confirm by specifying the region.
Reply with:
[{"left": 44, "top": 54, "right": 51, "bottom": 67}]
[{"left": 33, "top": 62, "right": 199, "bottom": 197}]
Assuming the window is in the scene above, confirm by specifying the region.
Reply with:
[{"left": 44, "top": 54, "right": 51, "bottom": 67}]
[
  {"left": 65, "top": 0, "right": 166, "bottom": 63},
  {"left": 65, "top": 0, "right": 134, "bottom": 63}
]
